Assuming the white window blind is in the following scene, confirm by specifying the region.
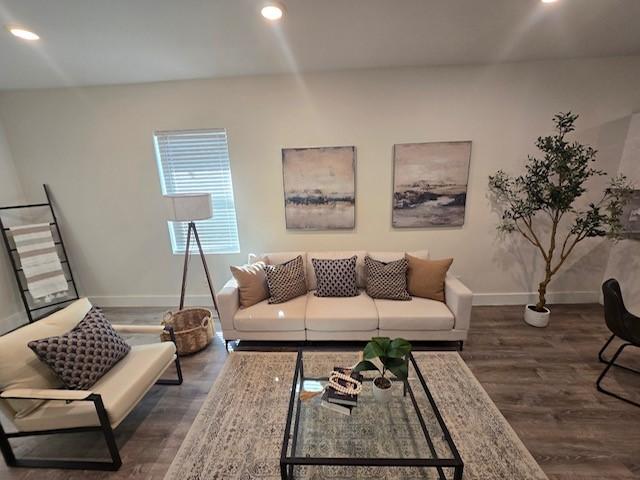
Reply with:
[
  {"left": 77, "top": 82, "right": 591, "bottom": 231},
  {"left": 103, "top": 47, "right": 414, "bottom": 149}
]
[{"left": 154, "top": 129, "right": 240, "bottom": 254}]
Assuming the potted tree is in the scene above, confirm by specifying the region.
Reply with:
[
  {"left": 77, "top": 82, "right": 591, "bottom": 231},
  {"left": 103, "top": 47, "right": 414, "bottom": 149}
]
[
  {"left": 353, "top": 337, "right": 412, "bottom": 403},
  {"left": 489, "top": 112, "right": 632, "bottom": 327}
]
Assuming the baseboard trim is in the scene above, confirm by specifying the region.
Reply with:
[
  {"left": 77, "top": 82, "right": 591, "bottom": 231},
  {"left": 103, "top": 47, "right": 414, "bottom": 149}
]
[
  {"left": 90, "top": 294, "right": 215, "bottom": 308},
  {"left": 472, "top": 290, "right": 599, "bottom": 306},
  {"left": 89, "top": 291, "right": 600, "bottom": 308},
  {"left": 1, "top": 310, "right": 28, "bottom": 331}
]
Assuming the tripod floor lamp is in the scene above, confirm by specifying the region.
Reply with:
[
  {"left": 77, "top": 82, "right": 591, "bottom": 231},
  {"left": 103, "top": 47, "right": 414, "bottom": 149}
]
[{"left": 164, "top": 193, "right": 220, "bottom": 314}]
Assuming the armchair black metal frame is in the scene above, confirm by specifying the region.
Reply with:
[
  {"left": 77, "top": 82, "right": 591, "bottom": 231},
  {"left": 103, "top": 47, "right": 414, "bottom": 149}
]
[
  {"left": 0, "top": 326, "right": 183, "bottom": 471},
  {"left": 597, "top": 279, "right": 640, "bottom": 408}
]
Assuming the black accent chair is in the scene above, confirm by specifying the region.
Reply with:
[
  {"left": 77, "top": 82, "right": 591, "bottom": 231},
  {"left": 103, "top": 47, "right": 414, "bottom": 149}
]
[{"left": 597, "top": 279, "right": 640, "bottom": 407}]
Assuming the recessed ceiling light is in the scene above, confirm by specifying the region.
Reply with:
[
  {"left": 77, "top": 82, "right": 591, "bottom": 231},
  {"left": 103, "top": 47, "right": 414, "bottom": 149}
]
[
  {"left": 7, "top": 26, "right": 40, "bottom": 41},
  {"left": 261, "top": 3, "right": 285, "bottom": 21},
  {"left": 541, "top": 0, "right": 558, "bottom": 3}
]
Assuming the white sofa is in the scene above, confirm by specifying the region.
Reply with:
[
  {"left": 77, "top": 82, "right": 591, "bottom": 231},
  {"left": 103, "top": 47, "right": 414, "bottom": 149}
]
[
  {"left": 0, "top": 298, "right": 182, "bottom": 470},
  {"left": 217, "top": 250, "right": 473, "bottom": 347}
]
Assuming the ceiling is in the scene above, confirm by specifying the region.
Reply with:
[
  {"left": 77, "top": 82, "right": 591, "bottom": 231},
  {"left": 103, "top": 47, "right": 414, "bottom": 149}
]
[{"left": 0, "top": 0, "right": 639, "bottom": 90}]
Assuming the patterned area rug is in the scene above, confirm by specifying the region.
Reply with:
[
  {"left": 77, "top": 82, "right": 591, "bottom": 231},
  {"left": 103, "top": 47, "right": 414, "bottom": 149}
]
[{"left": 164, "top": 352, "right": 548, "bottom": 480}]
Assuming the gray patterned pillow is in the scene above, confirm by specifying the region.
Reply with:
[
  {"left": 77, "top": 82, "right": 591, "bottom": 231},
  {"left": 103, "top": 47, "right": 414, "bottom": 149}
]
[
  {"left": 312, "top": 256, "right": 359, "bottom": 297},
  {"left": 364, "top": 256, "right": 411, "bottom": 300},
  {"left": 265, "top": 255, "right": 308, "bottom": 304},
  {"left": 28, "top": 307, "right": 131, "bottom": 390}
]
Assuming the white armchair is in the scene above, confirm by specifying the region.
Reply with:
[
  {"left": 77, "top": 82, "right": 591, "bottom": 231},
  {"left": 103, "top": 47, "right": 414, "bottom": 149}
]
[{"left": 0, "top": 298, "right": 182, "bottom": 471}]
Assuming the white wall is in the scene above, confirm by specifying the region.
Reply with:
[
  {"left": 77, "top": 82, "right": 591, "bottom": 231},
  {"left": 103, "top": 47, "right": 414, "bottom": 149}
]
[
  {"left": 0, "top": 119, "right": 26, "bottom": 331},
  {"left": 603, "top": 112, "right": 640, "bottom": 313},
  {"left": 0, "top": 56, "right": 639, "bottom": 308}
]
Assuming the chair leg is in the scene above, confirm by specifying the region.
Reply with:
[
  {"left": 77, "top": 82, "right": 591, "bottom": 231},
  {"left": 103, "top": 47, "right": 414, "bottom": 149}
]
[
  {"left": 156, "top": 327, "right": 184, "bottom": 385},
  {"left": 0, "top": 396, "right": 122, "bottom": 470},
  {"left": 596, "top": 342, "right": 640, "bottom": 408},
  {"left": 598, "top": 334, "right": 640, "bottom": 375},
  {"left": 0, "top": 422, "right": 16, "bottom": 467}
]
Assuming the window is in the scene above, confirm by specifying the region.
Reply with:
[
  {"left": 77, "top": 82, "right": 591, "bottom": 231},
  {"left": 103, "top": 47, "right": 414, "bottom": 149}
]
[{"left": 154, "top": 129, "right": 240, "bottom": 254}]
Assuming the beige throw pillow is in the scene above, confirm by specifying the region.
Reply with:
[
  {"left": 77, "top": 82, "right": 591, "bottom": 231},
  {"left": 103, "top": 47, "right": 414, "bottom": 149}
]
[
  {"left": 405, "top": 254, "right": 453, "bottom": 302},
  {"left": 230, "top": 261, "right": 269, "bottom": 308}
]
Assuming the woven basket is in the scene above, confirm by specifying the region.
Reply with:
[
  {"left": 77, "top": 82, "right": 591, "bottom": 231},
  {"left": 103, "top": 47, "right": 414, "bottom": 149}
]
[{"left": 161, "top": 308, "right": 214, "bottom": 355}]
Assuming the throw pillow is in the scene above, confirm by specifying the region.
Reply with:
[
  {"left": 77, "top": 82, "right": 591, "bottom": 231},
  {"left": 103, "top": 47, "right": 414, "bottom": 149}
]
[
  {"left": 364, "top": 256, "right": 411, "bottom": 300},
  {"left": 406, "top": 254, "right": 453, "bottom": 302},
  {"left": 230, "top": 261, "right": 269, "bottom": 308},
  {"left": 28, "top": 307, "right": 131, "bottom": 390},
  {"left": 264, "top": 255, "right": 308, "bottom": 304},
  {"left": 312, "top": 256, "right": 359, "bottom": 297}
]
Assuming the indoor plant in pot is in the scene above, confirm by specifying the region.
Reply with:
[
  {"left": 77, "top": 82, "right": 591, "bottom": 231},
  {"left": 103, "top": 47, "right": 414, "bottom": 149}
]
[
  {"left": 353, "top": 337, "right": 412, "bottom": 403},
  {"left": 489, "top": 112, "right": 632, "bottom": 327}
]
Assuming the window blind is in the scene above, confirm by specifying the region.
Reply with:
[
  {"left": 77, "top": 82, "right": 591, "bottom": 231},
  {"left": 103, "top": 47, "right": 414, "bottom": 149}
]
[{"left": 153, "top": 129, "right": 240, "bottom": 254}]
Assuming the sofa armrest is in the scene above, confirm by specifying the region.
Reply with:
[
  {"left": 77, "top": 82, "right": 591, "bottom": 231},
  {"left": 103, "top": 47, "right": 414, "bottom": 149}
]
[
  {"left": 111, "top": 324, "right": 166, "bottom": 334},
  {"left": 216, "top": 278, "right": 240, "bottom": 336},
  {"left": 445, "top": 274, "right": 473, "bottom": 331},
  {"left": 1, "top": 388, "right": 93, "bottom": 402}
]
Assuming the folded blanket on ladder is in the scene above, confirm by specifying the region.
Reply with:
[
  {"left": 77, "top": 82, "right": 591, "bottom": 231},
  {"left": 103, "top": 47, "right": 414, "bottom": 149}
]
[{"left": 10, "top": 223, "right": 69, "bottom": 302}]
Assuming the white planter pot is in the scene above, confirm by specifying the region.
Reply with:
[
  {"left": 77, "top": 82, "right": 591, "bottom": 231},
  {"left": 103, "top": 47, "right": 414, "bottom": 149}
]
[
  {"left": 372, "top": 377, "right": 393, "bottom": 403},
  {"left": 524, "top": 304, "right": 550, "bottom": 328}
]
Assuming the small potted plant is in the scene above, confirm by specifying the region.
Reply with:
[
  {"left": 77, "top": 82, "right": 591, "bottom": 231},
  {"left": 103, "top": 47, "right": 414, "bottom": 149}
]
[{"left": 353, "top": 337, "right": 412, "bottom": 403}]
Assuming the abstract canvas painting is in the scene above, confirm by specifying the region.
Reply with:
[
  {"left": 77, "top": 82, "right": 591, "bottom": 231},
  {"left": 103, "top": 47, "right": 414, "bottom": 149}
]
[
  {"left": 282, "top": 146, "right": 355, "bottom": 230},
  {"left": 393, "top": 141, "right": 471, "bottom": 228},
  {"left": 621, "top": 190, "right": 640, "bottom": 234}
]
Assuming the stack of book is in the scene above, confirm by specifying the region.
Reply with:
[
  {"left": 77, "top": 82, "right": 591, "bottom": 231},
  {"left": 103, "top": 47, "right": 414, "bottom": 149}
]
[{"left": 320, "top": 366, "right": 363, "bottom": 416}]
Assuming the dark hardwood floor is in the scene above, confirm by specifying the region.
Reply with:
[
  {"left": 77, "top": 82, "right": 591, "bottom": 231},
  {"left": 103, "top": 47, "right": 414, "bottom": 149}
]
[{"left": 1, "top": 304, "right": 639, "bottom": 479}]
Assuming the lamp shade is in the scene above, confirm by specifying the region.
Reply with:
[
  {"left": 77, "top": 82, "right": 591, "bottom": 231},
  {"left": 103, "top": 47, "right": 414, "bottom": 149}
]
[{"left": 164, "top": 193, "right": 213, "bottom": 221}]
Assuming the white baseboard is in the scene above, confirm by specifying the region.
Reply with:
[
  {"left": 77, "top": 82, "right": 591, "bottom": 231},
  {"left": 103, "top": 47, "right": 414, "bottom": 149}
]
[
  {"left": 89, "top": 291, "right": 600, "bottom": 308},
  {"left": 472, "top": 290, "right": 600, "bottom": 306},
  {"left": 89, "top": 294, "right": 215, "bottom": 308},
  {"left": 1, "top": 311, "right": 28, "bottom": 331}
]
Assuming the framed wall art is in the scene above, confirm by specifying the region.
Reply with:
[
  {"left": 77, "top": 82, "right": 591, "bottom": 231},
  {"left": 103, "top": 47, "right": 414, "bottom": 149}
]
[
  {"left": 392, "top": 141, "right": 471, "bottom": 228},
  {"left": 282, "top": 146, "right": 356, "bottom": 230}
]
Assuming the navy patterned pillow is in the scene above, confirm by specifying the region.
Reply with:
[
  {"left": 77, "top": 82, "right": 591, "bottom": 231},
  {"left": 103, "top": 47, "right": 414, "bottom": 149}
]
[
  {"left": 364, "top": 256, "right": 411, "bottom": 300},
  {"left": 28, "top": 307, "right": 131, "bottom": 390},
  {"left": 312, "top": 256, "right": 359, "bottom": 297},
  {"left": 264, "top": 255, "right": 308, "bottom": 304}
]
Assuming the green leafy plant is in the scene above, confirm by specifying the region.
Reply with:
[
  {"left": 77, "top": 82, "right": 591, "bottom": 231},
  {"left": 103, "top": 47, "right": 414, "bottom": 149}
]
[
  {"left": 353, "top": 337, "right": 412, "bottom": 389},
  {"left": 489, "top": 112, "right": 633, "bottom": 312}
]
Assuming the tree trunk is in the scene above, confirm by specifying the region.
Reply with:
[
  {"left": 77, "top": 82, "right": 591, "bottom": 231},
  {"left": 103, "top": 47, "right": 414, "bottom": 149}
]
[
  {"left": 536, "top": 266, "right": 552, "bottom": 311},
  {"left": 536, "top": 279, "right": 548, "bottom": 311},
  {"left": 535, "top": 212, "right": 559, "bottom": 312}
]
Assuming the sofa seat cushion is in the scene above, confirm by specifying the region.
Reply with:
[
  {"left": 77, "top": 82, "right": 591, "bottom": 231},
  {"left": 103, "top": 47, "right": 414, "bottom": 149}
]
[
  {"left": 13, "top": 342, "right": 176, "bottom": 432},
  {"left": 233, "top": 295, "right": 307, "bottom": 331},
  {"left": 305, "top": 291, "right": 378, "bottom": 332},
  {"left": 375, "top": 297, "right": 454, "bottom": 331}
]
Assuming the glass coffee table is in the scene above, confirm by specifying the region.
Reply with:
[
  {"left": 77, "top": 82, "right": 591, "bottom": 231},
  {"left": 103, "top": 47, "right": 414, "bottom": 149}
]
[{"left": 280, "top": 350, "right": 463, "bottom": 480}]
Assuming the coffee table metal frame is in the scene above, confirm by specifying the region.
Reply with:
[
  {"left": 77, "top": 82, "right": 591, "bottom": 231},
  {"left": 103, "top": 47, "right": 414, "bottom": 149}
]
[{"left": 280, "top": 350, "right": 464, "bottom": 480}]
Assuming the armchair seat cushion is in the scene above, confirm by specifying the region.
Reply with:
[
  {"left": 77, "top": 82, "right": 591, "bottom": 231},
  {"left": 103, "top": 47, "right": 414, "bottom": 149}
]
[
  {"left": 13, "top": 342, "right": 176, "bottom": 432},
  {"left": 305, "top": 291, "right": 378, "bottom": 332},
  {"left": 233, "top": 295, "right": 307, "bottom": 332},
  {"left": 375, "top": 297, "right": 454, "bottom": 331}
]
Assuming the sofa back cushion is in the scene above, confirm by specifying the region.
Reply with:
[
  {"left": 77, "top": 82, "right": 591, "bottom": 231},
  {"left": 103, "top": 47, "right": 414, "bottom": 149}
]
[
  {"left": 0, "top": 298, "right": 92, "bottom": 419},
  {"left": 250, "top": 251, "right": 308, "bottom": 274},
  {"left": 367, "top": 249, "right": 430, "bottom": 263},
  {"left": 306, "top": 251, "right": 366, "bottom": 289}
]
